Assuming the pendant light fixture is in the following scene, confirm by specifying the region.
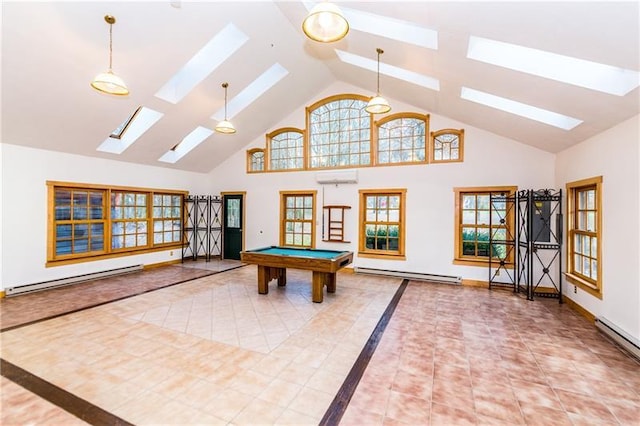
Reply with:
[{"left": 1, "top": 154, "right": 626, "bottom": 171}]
[
  {"left": 215, "top": 82, "right": 236, "bottom": 134},
  {"left": 91, "top": 15, "right": 129, "bottom": 96},
  {"left": 302, "top": 1, "right": 349, "bottom": 43},
  {"left": 365, "top": 48, "right": 391, "bottom": 114}
]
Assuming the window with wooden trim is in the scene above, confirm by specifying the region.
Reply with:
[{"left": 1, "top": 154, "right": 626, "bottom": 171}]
[
  {"left": 53, "top": 188, "right": 106, "bottom": 257},
  {"left": 359, "top": 189, "right": 406, "bottom": 258},
  {"left": 454, "top": 186, "right": 516, "bottom": 265},
  {"left": 247, "top": 148, "right": 265, "bottom": 173},
  {"left": 566, "top": 176, "right": 602, "bottom": 298},
  {"left": 307, "top": 95, "right": 371, "bottom": 168},
  {"left": 48, "top": 182, "right": 186, "bottom": 265},
  {"left": 431, "top": 129, "right": 464, "bottom": 163},
  {"left": 268, "top": 128, "right": 304, "bottom": 170},
  {"left": 280, "top": 191, "right": 316, "bottom": 247},
  {"left": 152, "top": 194, "right": 182, "bottom": 245},
  {"left": 376, "top": 113, "right": 428, "bottom": 164}
]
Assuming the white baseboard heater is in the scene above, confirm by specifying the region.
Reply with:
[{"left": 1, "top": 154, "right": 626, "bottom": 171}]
[
  {"left": 595, "top": 317, "right": 640, "bottom": 361},
  {"left": 354, "top": 267, "right": 462, "bottom": 285},
  {"left": 5, "top": 265, "right": 143, "bottom": 297}
]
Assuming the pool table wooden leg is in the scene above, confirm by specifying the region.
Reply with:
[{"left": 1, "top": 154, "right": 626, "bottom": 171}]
[
  {"left": 312, "top": 272, "right": 324, "bottom": 303},
  {"left": 258, "top": 266, "right": 287, "bottom": 295}
]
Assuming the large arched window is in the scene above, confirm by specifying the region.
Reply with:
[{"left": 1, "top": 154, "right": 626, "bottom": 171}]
[
  {"left": 376, "top": 113, "right": 429, "bottom": 164},
  {"left": 307, "top": 94, "right": 371, "bottom": 169},
  {"left": 267, "top": 128, "right": 304, "bottom": 171}
]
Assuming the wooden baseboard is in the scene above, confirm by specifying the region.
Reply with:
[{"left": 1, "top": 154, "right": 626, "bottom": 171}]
[
  {"left": 562, "top": 295, "right": 596, "bottom": 323},
  {"left": 461, "top": 278, "right": 489, "bottom": 288},
  {"left": 339, "top": 267, "right": 355, "bottom": 274},
  {"left": 144, "top": 259, "right": 182, "bottom": 270}
]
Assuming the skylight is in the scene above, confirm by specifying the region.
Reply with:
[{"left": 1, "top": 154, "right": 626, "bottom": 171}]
[
  {"left": 460, "top": 87, "right": 583, "bottom": 130},
  {"left": 210, "top": 63, "right": 289, "bottom": 121},
  {"left": 158, "top": 126, "right": 214, "bottom": 164},
  {"left": 467, "top": 36, "right": 640, "bottom": 96},
  {"left": 303, "top": 2, "right": 437, "bottom": 49},
  {"left": 335, "top": 49, "right": 440, "bottom": 91},
  {"left": 155, "top": 23, "right": 249, "bottom": 104},
  {"left": 97, "top": 107, "right": 164, "bottom": 154}
]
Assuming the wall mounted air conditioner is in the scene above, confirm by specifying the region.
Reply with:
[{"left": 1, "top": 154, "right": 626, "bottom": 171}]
[{"left": 315, "top": 169, "right": 358, "bottom": 185}]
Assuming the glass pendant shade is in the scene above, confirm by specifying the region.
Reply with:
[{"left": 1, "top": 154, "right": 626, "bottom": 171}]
[
  {"left": 365, "top": 95, "right": 391, "bottom": 114},
  {"left": 215, "top": 119, "right": 236, "bottom": 134},
  {"left": 91, "top": 15, "right": 129, "bottom": 96},
  {"left": 91, "top": 70, "right": 129, "bottom": 96},
  {"left": 215, "top": 82, "right": 236, "bottom": 134},
  {"left": 302, "top": 1, "right": 349, "bottom": 43}
]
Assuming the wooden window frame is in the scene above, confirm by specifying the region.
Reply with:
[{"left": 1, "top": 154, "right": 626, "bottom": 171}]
[
  {"left": 47, "top": 181, "right": 187, "bottom": 267},
  {"left": 453, "top": 186, "right": 516, "bottom": 267},
  {"left": 374, "top": 112, "right": 430, "bottom": 166},
  {"left": 306, "top": 94, "right": 373, "bottom": 170},
  {"left": 358, "top": 188, "right": 406, "bottom": 260},
  {"left": 565, "top": 176, "right": 603, "bottom": 299},
  {"left": 430, "top": 129, "right": 464, "bottom": 163},
  {"left": 279, "top": 190, "right": 317, "bottom": 248},
  {"left": 246, "top": 148, "right": 265, "bottom": 173},
  {"left": 266, "top": 128, "right": 305, "bottom": 171}
]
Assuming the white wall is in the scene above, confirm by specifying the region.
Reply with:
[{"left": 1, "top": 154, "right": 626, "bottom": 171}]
[
  {"left": 208, "top": 82, "right": 556, "bottom": 282},
  {"left": 555, "top": 114, "right": 640, "bottom": 340},
  {"left": 0, "top": 143, "right": 211, "bottom": 290}
]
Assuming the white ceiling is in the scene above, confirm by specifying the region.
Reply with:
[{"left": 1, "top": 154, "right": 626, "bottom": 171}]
[{"left": 2, "top": 1, "right": 639, "bottom": 173}]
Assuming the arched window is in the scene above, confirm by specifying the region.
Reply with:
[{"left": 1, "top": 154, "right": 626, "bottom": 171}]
[
  {"left": 267, "top": 128, "right": 304, "bottom": 170},
  {"left": 246, "top": 148, "right": 265, "bottom": 173},
  {"left": 376, "top": 113, "right": 429, "bottom": 164},
  {"left": 431, "top": 129, "right": 464, "bottom": 163},
  {"left": 307, "top": 94, "right": 371, "bottom": 168}
]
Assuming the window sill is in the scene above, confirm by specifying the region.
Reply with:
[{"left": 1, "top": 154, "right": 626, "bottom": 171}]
[
  {"left": 453, "top": 258, "right": 514, "bottom": 268},
  {"left": 47, "top": 243, "right": 182, "bottom": 267},
  {"left": 358, "top": 252, "right": 406, "bottom": 261},
  {"left": 565, "top": 272, "right": 602, "bottom": 299}
]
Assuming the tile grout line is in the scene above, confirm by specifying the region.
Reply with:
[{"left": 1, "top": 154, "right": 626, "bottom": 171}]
[{"left": 319, "top": 278, "right": 409, "bottom": 426}]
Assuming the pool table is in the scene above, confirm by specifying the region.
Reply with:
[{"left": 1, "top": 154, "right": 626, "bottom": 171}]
[{"left": 240, "top": 246, "right": 353, "bottom": 303}]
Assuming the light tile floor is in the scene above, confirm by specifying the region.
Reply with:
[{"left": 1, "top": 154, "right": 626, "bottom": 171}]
[
  {"left": 1, "top": 266, "right": 400, "bottom": 425},
  {"left": 1, "top": 265, "right": 639, "bottom": 425}
]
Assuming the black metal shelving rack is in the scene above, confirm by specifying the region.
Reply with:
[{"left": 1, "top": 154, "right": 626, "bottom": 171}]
[
  {"left": 182, "top": 195, "right": 222, "bottom": 262},
  {"left": 488, "top": 191, "right": 518, "bottom": 292},
  {"left": 516, "top": 189, "right": 563, "bottom": 302}
]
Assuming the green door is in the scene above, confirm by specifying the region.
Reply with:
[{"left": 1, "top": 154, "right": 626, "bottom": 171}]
[{"left": 223, "top": 194, "right": 243, "bottom": 260}]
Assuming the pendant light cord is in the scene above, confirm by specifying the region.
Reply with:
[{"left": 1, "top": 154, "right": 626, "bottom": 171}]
[
  {"left": 108, "top": 23, "right": 113, "bottom": 71},
  {"left": 376, "top": 48, "right": 383, "bottom": 96}
]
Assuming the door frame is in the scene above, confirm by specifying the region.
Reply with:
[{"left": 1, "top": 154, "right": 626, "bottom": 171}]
[{"left": 221, "top": 191, "right": 246, "bottom": 260}]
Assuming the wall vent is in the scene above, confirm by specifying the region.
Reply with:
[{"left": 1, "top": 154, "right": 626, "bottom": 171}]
[
  {"left": 595, "top": 317, "right": 640, "bottom": 361},
  {"left": 315, "top": 169, "right": 358, "bottom": 185},
  {"left": 354, "top": 267, "right": 462, "bottom": 285},
  {"left": 5, "top": 265, "right": 143, "bottom": 296}
]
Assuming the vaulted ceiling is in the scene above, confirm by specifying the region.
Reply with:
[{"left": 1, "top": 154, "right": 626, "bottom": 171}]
[{"left": 2, "top": 1, "right": 638, "bottom": 173}]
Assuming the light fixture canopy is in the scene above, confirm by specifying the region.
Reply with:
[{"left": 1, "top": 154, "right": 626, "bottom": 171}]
[
  {"left": 302, "top": 1, "right": 349, "bottom": 43},
  {"left": 91, "top": 15, "right": 129, "bottom": 96},
  {"left": 365, "top": 48, "right": 391, "bottom": 114},
  {"left": 215, "top": 82, "right": 236, "bottom": 134}
]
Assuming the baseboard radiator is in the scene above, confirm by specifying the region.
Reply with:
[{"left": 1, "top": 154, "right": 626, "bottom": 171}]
[
  {"left": 595, "top": 317, "right": 640, "bottom": 361},
  {"left": 354, "top": 267, "right": 462, "bottom": 285},
  {"left": 5, "top": 265, "right": 143, "bottom": 297}
]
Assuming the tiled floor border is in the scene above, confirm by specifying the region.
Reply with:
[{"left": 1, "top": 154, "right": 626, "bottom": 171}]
[
  {"left": 1, "top": 358, "right": 133, "bottom": 426},
  {"left": 0, "top": 264, "right": 247, "bottom": 333},
  {"left": 319, "top": 279, "right": 409, "bottom": 425}
]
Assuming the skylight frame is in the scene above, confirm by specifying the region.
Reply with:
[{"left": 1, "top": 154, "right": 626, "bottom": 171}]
[
  {"left": 335, "top": 49, "right": 440, "bottom": 91},
  {"left": 158, "top": 126, "right": 214, "bottom": 164},
  {"left": 97, "top": 107, "right": 164, "bottom": 154},
  {"left": 210, "top": 63, "right": 289, "bottom": 121},
  {"left": 467, "top": 36, "right": 640, "bottom": 96},
  {"left": 154, "top": 23, "right": 249, "bottom": 104},
  {"left": 460, "top": 87, "right": 583, "bottom": 130},
  {"left": 110, "top": 106, "right": 142, "bottom": 139}
]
